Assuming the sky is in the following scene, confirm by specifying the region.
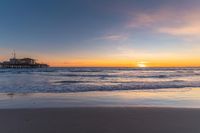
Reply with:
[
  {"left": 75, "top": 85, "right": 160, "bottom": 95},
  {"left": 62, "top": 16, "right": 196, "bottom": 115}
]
[{"left": 0, "top": 0, "right": 200, "bottom": 67}]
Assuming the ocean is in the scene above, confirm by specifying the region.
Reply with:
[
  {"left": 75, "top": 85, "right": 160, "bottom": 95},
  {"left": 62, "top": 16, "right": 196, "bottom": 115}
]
[{"left": 0, "top": 67, "right": 200, "bottom": 93}]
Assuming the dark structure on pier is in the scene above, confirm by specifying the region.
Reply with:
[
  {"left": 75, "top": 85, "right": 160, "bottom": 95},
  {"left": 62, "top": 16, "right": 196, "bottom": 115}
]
[{"left": 0, "top": 52, "right": 49, "bottom": 68}]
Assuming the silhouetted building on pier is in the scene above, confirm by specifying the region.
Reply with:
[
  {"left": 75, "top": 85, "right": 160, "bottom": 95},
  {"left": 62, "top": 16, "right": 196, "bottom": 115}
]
[{"left": 0, "top": 52, "right": 49, "bottom": 68}]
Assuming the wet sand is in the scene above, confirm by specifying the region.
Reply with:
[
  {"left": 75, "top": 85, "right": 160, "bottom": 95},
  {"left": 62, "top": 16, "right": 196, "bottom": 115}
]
[
  {"left": 1, "top": 88, "right": 200, "bottom": 108},
  {"left": 0, "top": 107, "right": 200, "bottom": 133}
]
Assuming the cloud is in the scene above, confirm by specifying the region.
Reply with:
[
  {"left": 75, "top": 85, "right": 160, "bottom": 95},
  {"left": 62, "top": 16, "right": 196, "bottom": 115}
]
[
  {"left": 157, "top": 15, "right": 200, "bottom": 36},
  {"left": 99, "top": 4, "right": 200, "bottom": 42},
  {"left": 126, "top": 7, "right": 200, "bottom": 37},
  {"left": 158, "top": 24, "right": 200, "bottom": 36},
  {"left": 100, "top": 34, "right": 128, "bottom": 41},
  {"left": 126, "top": 8, "right": 178, "bottom": 28}
]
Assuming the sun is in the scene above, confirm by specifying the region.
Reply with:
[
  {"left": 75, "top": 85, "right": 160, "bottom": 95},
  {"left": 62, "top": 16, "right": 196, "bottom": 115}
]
[{"left": 137, "top": 62, "right": 147, "bottom": 68}]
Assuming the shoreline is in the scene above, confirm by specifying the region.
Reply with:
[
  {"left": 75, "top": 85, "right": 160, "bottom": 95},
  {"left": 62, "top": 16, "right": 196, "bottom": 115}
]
[{"left": 0, "top": 88, "right": 199, "bottom": 109}]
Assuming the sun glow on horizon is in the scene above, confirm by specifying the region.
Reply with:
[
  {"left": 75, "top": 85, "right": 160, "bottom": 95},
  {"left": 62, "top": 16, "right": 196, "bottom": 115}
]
[{"left": 137, "top": 62, "right": 147, "bottom": 68}]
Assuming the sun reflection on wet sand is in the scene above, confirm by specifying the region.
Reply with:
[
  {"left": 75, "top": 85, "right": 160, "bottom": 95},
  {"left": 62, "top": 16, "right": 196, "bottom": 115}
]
[{"left": 0, "top": 88, "right": 200, "bottom": 108}]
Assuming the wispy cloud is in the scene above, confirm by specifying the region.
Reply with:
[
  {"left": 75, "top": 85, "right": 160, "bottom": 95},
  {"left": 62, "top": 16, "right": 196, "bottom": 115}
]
[
  {"left": 126, "top": 7, "right": 200, "bottom": 37},
  {"left": 157, "top": 20, "right": 200, "bottom": 37},
  {"left": 126, "top": 8, "right": 178, "bottom": 28},
  {"left": 100, "top": 34, "right": 128, "bottom": 41}
]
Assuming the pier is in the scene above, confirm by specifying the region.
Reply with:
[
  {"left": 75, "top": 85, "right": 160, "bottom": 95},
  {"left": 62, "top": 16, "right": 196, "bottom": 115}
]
[{"left": 0, "top": 52, "right": 49, "bottom": 68}]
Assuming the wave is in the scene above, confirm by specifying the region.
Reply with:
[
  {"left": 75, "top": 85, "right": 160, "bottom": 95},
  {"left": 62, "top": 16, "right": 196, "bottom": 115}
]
[
  {"left": 0, "top": 67, "right": 200, "bottom": 93},
  {"left": 30, "top": 80, "right": 200, "bottom": 93},
  {"left": 1, "top": 83, "right": 200, "bottom": 93},
  {"left": 67, "top": 68, "right": 104, "bottom": 73},
  {"left": 54, "top": 80, "right": 91, "bottom": 84},
  {"left": 54, "top": 81, "right": 200, "bottom": 92},
  {"left": 137, "top": 75, "right": 169, "bottom": 78}
]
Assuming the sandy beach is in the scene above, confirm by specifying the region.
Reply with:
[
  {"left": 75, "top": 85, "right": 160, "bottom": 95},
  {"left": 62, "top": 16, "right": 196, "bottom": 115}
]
[
  {"left": 0, "top": 107, "right": 199, "bottom": 133},
  {"left": 0, "top": 89, "right": 199, "bottom": 133}
]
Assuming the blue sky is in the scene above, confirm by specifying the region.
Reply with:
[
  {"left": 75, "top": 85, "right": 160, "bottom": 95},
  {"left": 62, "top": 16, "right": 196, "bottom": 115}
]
[{"left": 0, "top": 0, "right": 200, "bottom": 66}]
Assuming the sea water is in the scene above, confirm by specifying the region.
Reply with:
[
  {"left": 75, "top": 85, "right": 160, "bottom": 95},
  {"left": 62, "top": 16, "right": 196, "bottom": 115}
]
[{"left": 0, "top": 67, "right": 200, "bottom": 93}]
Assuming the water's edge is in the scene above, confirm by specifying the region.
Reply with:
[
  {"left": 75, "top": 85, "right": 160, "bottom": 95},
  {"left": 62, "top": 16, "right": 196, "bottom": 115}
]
[{"left": 0, "top": 88, "right": 200, "bottom": 108}]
